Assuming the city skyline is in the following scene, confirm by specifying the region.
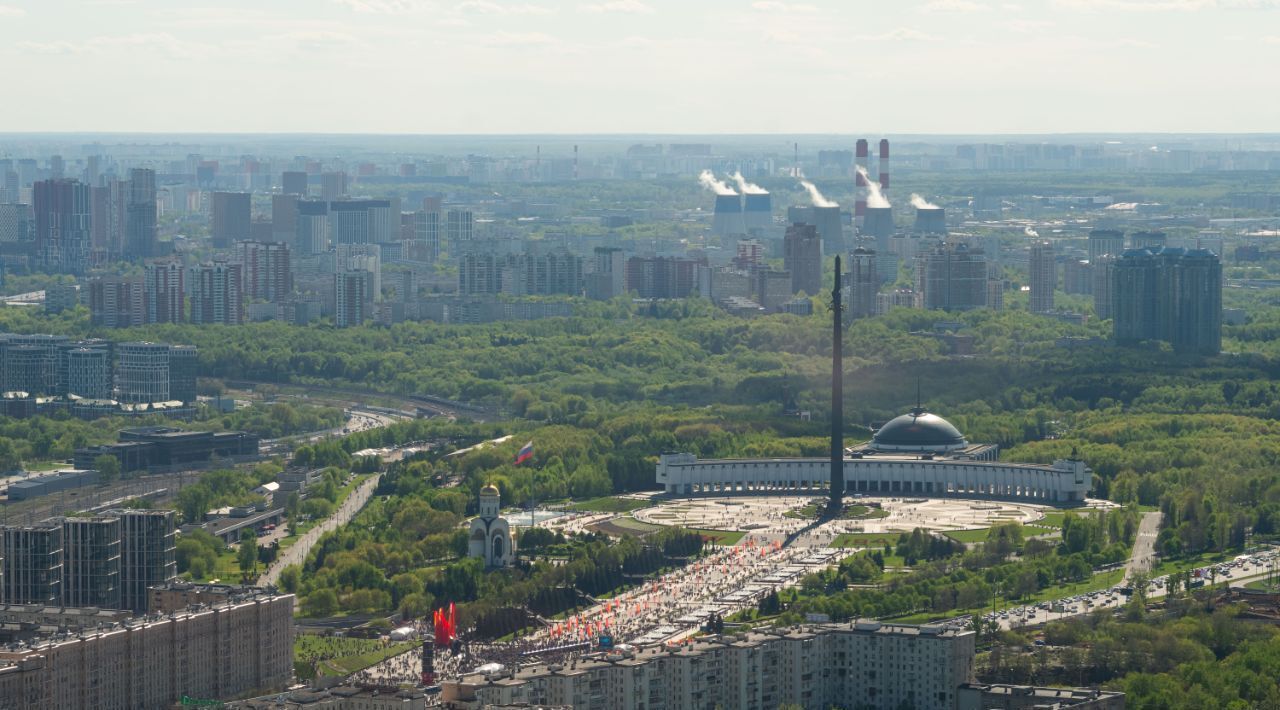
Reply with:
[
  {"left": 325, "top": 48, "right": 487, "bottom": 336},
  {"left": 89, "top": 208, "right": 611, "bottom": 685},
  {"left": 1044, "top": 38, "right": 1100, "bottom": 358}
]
[{"left": 1, "top": 0, "right": 1279, "bottom": 134}]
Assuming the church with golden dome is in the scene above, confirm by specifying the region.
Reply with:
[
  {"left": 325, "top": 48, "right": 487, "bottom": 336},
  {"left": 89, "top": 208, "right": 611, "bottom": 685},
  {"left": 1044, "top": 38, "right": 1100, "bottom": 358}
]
[{"left": 468, "top": 483, "right": 516, "bottom": 567}]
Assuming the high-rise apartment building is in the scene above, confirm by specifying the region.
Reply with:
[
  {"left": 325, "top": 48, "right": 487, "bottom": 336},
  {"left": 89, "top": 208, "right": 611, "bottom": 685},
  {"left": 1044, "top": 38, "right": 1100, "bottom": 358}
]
[
  {"left": 169, "top": 345, "right": 198, "bottom": 403},
  {"left": 848, "top": 247, "right": 879, "bottom": 319},
  {"left": 1093, "top": 255, "right": 1115, "bottom": 320},
  {"left": 0, "top": 585, "right": 294, "bottom": 709},
  {"left": 236, "top": 241, "right": 292, "bottom": 302},
  {"left": 1131, "top": 230, "right": 1167, "bottom": 251},
  {"left": 64, "top": 346, "right": 112, "bottom": 399},
  {"left": 1088, "top": 229, "right": 1124, "bottom": 263},
  {"left": 446, "top": 209, "right": 473, "bottom": 247},
  {"left": 459, "top": 252, "right": 503, "bottom": 295},
  {"left": 189, "top": 261, "right": 244, "bottom": 325},
  {"left": 587, "top": 247, "right": 627, "bottom": 300},
  {"left": 335, "top": 243, "right": 381, "bottom": 303},
  {"left": 0, "top": 334, "right": 69, "bottom": 395},
  {"left": 116, "top": 342, "right": 170, "bottom": 403},
  {"left": 271, "top": 193, "right": 298, "bottom": 245},
  {"left": 320, "top": 171, "right": 348, "bottom": 200},
  {"left": 503, "top": 250, "right": 585, "bottom": 296},
  {"left": 281, "top": 170, "right": 308, "bottom": 197},
  {"left": 0, "top": 202, "right": 31, "bottom": 243},
  {"left": 295, "top": 199, "right": 329, "bottom": 255},
  {"left": 144, "top": 260, "right": 185, "bottom": 324},
  {"left": 1, "top": 522, "right": 63, "bottom": 604},
  {"left": 444, "top": 621, "right": 976, "bottom": 710},
  {"left": 212, "top": 192, "right": 251, "bottom": 249},
  {"left": 89, "top": 276, "right": 145, "bottom": 328},
  {"left": 1112, "top": 247, "right": 1222, "bottom": 354},
  {"left": 916, "top": 243, "right": 988, "bottom": 312},
  {"left": 1063, "top": 258, "right": 1092, "bottom": 295},
  {"left": 33, "top": 178, "right": 92, "bottom": 273},
  {"left": 91, "top": 178, "right": 129, "bottom": 262},
  {"left": 334, "top": 270, "right": 370, "bottom": 328},
  {"left": 625, "top": 257, "right": 702, "bottom": 299},
  {"left": 114, "top": 509, "right": 177, "bottom": 614},
  {"left": 328, "top": 199, "right": 392, "bottom": 245},
  {"left": 1029, "top": 240, "right": 1055, "bottom": 313},
  {"left": 61, "top": 516, "right": 122, "bottom": 609},
  {"left": 409, "top": 209, "right": 441, "bottom": 262},
  {"left": 783, "top": 222, "right": 823, "bottom": 296},
  {"left": 125, "top": 168, "right": 157, "bottom": 260}
]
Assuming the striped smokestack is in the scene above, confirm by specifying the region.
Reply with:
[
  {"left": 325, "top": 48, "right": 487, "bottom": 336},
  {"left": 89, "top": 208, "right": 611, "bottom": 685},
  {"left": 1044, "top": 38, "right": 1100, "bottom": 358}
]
[
  {"left": 879, "top": 139, "right": 890, "bottom": 193},
  {"left": 854, "top": 139, "right": 869, "bottom": 228}
]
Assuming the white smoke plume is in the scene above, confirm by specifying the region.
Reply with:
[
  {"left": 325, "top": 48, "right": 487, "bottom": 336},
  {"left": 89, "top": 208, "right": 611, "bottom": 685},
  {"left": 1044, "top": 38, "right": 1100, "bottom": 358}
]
[
  {"left": 731, "top": 171, "right": 768, "bottom": 195},
  {"left": 1024, "top": 226, "right": 1039, "bottom": 238},
  {"left": 856, "top": 166, "right": 890, "bottom": 209},
  {"left": 699, "top": 169, "right": 737, "bottom": 196},
  {"left": 910, "top": 193, "right": 940, "bottom": 210},
  {"left": 799, "top": 180, "right": 837, "bottom": 208}
]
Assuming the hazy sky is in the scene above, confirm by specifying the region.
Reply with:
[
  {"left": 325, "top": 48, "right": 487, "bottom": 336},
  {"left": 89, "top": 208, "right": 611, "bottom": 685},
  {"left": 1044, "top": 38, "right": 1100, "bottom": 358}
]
[{"left": 2, "top": 0, "right": 1279, "bottom": 134}]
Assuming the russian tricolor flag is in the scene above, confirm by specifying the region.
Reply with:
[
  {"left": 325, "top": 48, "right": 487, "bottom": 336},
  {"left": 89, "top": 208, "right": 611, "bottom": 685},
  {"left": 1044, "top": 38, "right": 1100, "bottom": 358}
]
[{"left": 515, "top": 440, "right": 534, "bottom": 465}]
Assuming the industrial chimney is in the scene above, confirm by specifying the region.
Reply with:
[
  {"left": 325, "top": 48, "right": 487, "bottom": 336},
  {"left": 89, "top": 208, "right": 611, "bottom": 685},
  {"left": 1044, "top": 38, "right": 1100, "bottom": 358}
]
[
  {"left": 879, "top": 139, "right": 890, "bottom": 193},
  {"left": 914, "top": 207, "right": 947, "bottom": 235},
  {"left": 711, "top": 194, "right": 746, "bottom": 236},
  {"left": 854, "top": 139, "right": 869, "bottom": 229}
]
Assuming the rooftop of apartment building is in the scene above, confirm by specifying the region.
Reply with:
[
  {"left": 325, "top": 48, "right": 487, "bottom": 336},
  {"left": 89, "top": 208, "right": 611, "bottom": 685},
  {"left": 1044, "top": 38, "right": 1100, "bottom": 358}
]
[{"left": 0, "top": 583, "right": 289, "bottom": 652}]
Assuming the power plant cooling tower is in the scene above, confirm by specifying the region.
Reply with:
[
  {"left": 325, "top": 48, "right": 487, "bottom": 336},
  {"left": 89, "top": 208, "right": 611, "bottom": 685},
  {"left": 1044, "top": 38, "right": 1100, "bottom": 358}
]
[
  {"left": 914, "top": 207, "right": 947, "bottom": 235},
  {"left": 711, "top": 194, "right": 746, "bottom": 236},
  {"left": 743, "top": 192, "right": 773, "bottom": 233},
  {"left": 812, "top": 205, "right": 844, "bottom": 256},
  {"left": 787, "top": 205, "right": 812, "bottom": 225},
  {"left": 862, "top": 206, "right": 895, "bottom": 243}
]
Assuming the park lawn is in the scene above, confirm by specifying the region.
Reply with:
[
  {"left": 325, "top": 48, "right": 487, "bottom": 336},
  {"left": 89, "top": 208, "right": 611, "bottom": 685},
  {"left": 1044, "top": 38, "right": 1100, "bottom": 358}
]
[
  {"left": 609, "top": 516, "right": 662, "bottom": 533},
  {"left": 945, "top": 528, "right": 993, "bottom": 544},
  {"left": 784, "top": 503, "right": 891, "bottom": 521},
  {"left": 568, "top": 497, "right": 651, "bottom": 514},
  {"left": 1037, "top": 512, "right": 1067, "bottom": 528},
  {"left": 831, "top": 532, "right": 903, "bottom": 549},
  {"left": 295, "top": 636, "right": 417, "bottom": 679},
  {"left": 687, "top": 528, "right": 746, "bottom": 545},
  {"left": 324, "top": 641, "right": 417, "bottom": 675}
]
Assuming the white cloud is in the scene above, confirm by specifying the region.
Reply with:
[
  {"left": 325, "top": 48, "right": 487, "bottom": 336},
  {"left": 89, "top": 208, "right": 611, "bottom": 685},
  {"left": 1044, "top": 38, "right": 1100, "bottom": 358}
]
[
  {"left": 1054, "top": 0, "right": 1279, "bottom": 9},
  {"left": 482, "top": 30, "right": 559, "bottom": 46},
  {"left": 17, "top": 40, "right": 81, "bottom": 55},
  {"left": 267, "top": 30, "right": 362, "bottom": 52},
  {"left": 578, "top": 0, "right": 653, "bottom": 12},
  {"left": 17, "top": 32, "right": 207, "bottom": 59},
  {"left": 1112, "top": 37, "right": 1159, "bottom": 47},
  {"left": 332, "top": 0, "right": 433, "bottom": 12},
  {"left": 0, "top": 4, "right": 25, "bottom": 16},
  {"left": 856, "top": 27, "right": 940, "bottom": 41},
  {"left": 1263, "top": 35, "right": 1280, "bottom": 42},
  {"left": 919, "top": 0, "right": 991, "bottom": 12},
  {"left": 1002, "top": 18, "right": 1053, "bottom": 31},
  {"left": 456, "top": 0, "right": 552, "bottom": 14},
  {"left": 751, "top": 1, "right": 818, "bottom": 12}
]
